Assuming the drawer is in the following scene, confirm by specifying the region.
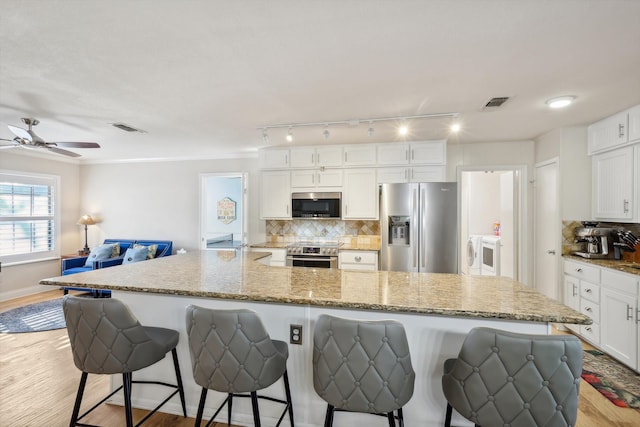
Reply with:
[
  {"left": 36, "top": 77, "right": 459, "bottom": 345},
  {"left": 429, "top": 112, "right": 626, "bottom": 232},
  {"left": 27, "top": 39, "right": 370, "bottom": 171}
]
[
  {"left": 340, "top": 251, "right": 378, "bottom": 265},
  {"left": 563, "top": 260, "right": 600, "bottom": 283},
  {"left": 601, "top": 268, "right": 639, "bottom": 296},
  {"left": 580, "top": 281, "right": 600, "bottom": 303},
  {"left": 580, "top": 298, "right": 600, "bottom": 322},
  {"left": 580, "top": 323, "right": 600, "bottom": 345}
]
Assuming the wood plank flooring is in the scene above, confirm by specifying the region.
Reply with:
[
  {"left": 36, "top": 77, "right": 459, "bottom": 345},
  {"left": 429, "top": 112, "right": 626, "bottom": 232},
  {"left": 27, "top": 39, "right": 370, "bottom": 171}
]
[{"left": 1, "top": 290, "right": 640, "bottom": 426}]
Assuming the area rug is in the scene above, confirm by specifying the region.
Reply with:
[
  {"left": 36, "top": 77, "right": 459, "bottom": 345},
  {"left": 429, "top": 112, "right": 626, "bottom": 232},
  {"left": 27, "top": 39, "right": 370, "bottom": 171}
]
[
  {"left": 0, "top": 298, "right": 65, "bottom": 333},
  {"left": 581, "top": 349, "right": 640, "bottom": 408}
]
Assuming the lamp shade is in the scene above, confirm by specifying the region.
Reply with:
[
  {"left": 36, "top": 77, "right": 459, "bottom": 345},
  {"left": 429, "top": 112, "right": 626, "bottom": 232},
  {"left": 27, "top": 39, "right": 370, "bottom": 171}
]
[{"left": 77, "top": 214, "right": 97, "bottom": 226}]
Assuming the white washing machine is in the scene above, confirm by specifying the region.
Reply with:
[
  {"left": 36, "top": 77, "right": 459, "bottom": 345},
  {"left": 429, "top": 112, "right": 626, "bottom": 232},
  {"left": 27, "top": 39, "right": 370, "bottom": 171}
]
[
  {"left": 466, "top": 235, "right": 483, "bottom": 275},
  {"left": 481, "top": 235, "right": 501, "bottom": 276}
]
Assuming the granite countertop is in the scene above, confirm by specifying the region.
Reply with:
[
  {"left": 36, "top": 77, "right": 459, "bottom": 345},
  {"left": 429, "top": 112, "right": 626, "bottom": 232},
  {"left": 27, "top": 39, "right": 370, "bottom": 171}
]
[
  {"left": 249, "top": 242, "right": 290, "bottom": 249},
  {"left": 251, "top": 236, "right": 381, "bottom": 251},
  {"left": 563, "top": 254, "right": 640, "bottom": 276},
  {"left": 41, "top": 250, "right": 589, "bottom": 325}
]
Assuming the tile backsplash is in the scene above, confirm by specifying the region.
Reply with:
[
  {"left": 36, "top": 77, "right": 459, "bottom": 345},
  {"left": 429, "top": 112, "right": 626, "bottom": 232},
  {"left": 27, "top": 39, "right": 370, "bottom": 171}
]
[{"left": 266, "top": 219, "right": 379, "bottom": 241}]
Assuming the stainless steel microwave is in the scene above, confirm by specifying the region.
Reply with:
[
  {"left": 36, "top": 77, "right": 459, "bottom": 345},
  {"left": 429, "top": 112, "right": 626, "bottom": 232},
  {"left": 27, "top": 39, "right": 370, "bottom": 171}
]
[{"left": 291, "top": 192, "right": 341, "bottom": 219}]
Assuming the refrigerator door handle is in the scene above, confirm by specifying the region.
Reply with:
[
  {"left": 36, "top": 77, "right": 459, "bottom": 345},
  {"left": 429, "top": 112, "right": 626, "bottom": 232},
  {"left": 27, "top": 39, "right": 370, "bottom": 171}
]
[
  {"left": 421, "top": 187, "right": 427, "bottom": 269},
  {"left": 413, "top": 188, "right": 418, "bottom": 269}
]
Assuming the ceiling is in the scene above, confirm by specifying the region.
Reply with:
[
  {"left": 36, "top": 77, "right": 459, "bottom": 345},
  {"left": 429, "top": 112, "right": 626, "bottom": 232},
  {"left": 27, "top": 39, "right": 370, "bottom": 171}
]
[{"left": 1, "top": 0, "right": 640, "bottom": 163}]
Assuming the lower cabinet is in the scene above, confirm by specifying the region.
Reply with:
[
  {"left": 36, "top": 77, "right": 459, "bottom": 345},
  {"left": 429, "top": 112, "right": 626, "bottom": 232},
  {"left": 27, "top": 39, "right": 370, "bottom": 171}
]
[
  {"left": 250, "top": 248, "right": 287, "bottom": 267},
  {"left": 564, "top": 258, "right": 640, "bottom": 372},
  {"left": 600, "top": 269, "right": 638, "bottom": 370},
  {"left": 339, "top": 250, "right": 378, "bottom": 271}
]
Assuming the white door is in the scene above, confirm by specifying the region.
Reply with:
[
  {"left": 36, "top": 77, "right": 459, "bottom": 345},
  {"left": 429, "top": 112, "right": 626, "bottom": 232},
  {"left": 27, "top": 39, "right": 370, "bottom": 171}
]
[
  {"left": 200, "top": 173, "right": 247, "bottom": 250},
  {"left": 534, "top": 160, "right": 559, "bottom": 300}
]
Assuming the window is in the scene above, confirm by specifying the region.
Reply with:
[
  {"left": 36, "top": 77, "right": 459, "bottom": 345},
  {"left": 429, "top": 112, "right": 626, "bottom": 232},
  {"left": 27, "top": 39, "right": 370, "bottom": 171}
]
[{"left": 0, "top": 171, "right": 60, "bottom": 264}]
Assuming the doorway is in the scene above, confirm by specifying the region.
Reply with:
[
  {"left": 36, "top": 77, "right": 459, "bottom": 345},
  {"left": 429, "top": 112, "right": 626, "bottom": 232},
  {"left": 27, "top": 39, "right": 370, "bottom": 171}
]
[
  {"left": 459, "top": 165, "right": 525, "bottom": 281},
  {"left": 200, "top": 173, "right": 247, "bottom": 250}
]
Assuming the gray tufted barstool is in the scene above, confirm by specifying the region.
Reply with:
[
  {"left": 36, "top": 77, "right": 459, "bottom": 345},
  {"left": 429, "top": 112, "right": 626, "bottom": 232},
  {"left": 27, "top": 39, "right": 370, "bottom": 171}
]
[
  {"left": 185, "top": 305, "right": 294, "bottom": 427},
  {"left": 312, "top": 314, "right": 415, "bottom": 427},
  {"left": 62, "top": 295, "right": 187, "bottom": 427},
  {"left": 442, "top": 327, "right": 583, "bottom": 427}
]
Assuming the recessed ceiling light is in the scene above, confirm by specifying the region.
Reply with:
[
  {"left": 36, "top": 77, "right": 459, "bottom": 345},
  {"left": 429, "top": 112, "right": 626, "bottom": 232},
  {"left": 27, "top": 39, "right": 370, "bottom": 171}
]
[{"left": 546, "top": 96, "right": 575, "bottom": 109}]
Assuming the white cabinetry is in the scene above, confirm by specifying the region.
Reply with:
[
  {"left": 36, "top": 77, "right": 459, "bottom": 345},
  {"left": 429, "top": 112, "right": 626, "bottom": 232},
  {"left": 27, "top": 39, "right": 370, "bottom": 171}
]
[
  {"left": 339, "top": 250, "right": 379, "bottom": 271},
  {"left": 588, "top": 111, "right": 630, "bottom": 154},
  {"left": 260, "top": 171, "right": 291, "bottom": 219},
  {"left": 250, "top": 248, "right": 287, "bottom": 267},
  {"left": 600, "top": 269, "right": 638, "bottom": 370},
  {"left": 342, "top": 169, "right": 378, "bottom": 219},
  {"left": 290, "top": 146, "right": 343, "bottom": 168},
  {"left": 343, "top": 145, "right": 377, "bottom": 166},
  {"left": 377, "top": 165, "right": 445, "bottom": 183},
  {"left": 259, "top": 149, "right": 290, "bottom": 169},
  {"left": 592, "top": 145, "right": 635, "bottom": 221},
  {"left": 377, "top": 140, "right": 446, "bottom": 166},
  {"left": 629, "top": 105, "right": 640, "bottom": 142},
  {"left": 290, "top": 169, "right": 343, "bottom": 189},
  {"left": 563, "top": 259, "right": 600, "bottom": 339}
]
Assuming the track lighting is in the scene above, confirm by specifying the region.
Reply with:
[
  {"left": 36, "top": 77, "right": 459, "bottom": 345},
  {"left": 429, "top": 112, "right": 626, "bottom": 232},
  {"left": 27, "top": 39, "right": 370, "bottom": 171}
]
[
  {"left": 450, "top": 123, "right": 461, "bottom": 133},
  {"left": 258, "top": 111, "right": 459, "bottom": 143},
  {"left": 323, "top": 125, "right": 330, "bottom": 140},
  {"left": 262, "top": 128, "right": 269, "bottom": 144}
]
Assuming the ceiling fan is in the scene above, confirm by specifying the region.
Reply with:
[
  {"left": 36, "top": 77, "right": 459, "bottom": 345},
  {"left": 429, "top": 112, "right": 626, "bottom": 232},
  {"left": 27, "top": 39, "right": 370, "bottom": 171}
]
[{"left": 0, "top": 118, "right": 100, "bottom": 157}]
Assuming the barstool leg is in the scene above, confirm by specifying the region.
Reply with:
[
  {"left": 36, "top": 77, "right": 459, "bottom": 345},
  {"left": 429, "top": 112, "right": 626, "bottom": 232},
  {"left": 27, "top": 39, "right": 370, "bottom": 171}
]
[
  {"left": 195, "top": 388, "right": 208, "bottom": 426},
  {"left": 324, "top": 404, "right": 334, "bottom": 427},
  {"left": 171, "top": 348, "right": 187, "bottom": 417},
  {"left": 387, "top": 412, "right": 396, "bottom": 427},
  {"left": 70, "top": 372, "right": 88, "bottom": 427},
  {"left": 227, "top": 393, "right": 233, "bottom": 426},
  {"left": 444, "top": 403, "right": 453, "bottom": 427},
  {"left": 283, "top": 370, "right": 295, "bottom": 427},
  {"left": 250, "top": 392, "right": 261, "bottom": 427},
  {"left": 122, "top": 373, "right": 134, "bottom": 427},
  {"left": 397, "top": 408, "right": 405, "bottom": 427}
]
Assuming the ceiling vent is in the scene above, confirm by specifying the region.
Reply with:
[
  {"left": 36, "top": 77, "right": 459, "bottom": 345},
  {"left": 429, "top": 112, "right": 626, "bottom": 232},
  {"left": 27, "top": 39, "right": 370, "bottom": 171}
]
[
  {"left": 112, "top": 122, "right": 146, "bottom": 133},
  {"left": 482, "top": 97, "right": 510, "bottom": 110}
]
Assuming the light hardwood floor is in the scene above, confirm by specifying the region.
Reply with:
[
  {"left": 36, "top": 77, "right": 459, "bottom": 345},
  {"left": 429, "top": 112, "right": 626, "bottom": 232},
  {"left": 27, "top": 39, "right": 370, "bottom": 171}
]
[{"left": 1, "top": 290, "right": 640, "bottom": 426}]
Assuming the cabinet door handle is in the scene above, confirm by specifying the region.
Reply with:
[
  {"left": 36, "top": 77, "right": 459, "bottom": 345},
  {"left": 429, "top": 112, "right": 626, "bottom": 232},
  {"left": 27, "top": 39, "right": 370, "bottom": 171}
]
[
  {"left": 576, "top": 268, "right": 583, "bottom": 273},
  {"left": 637, "top": 308, "right": 640, "bottom": 324},
  {"left": 344, "top": 152, "right": 348, "bottom": 162},
  {"left": 572, "top": 284, "right": 578, "bottom": 297},
  {"left": 627, "top": 304, "right": 634, "bottom": 321},
  {"left": 285, "top": 154, "right": 288, "bottom": 165},
  {"left": 619, "top": 123, "right": 625, "bottom": 138},
  {"left": 411, "top": 149, "right": 415, "bottom": 161},
  {"left": 547, "top": 250, "right": 556, "bottom": 255},
  {"left": 585, "top": 288, "right": 592, "bottom": 293},
  {"left": 585, "top": 327, "right": 592, "bottom": 332},
  {"left": 585, "top": 307, "right": 592, "bottom": 312},
  {"left": 405, "top": 150, "right": 409, "bottom": 161},
  {"left": 623, "top": 199, "right": 629, "bottom": 213},
  {"left": 355, "top": 256, "right": 362, "bottom": 262},
  {"left": 312, "top": 174, "right": 315, "bottom": 184},
  {"left": 317, "top": 153, "right": 320, "bottom": 164}
]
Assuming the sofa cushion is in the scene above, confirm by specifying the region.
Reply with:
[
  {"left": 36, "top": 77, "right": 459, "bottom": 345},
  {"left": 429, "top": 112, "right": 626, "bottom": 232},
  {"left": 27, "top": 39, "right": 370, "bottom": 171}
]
[
  {"left": 84, "top": 243, "right": 118, "bottom": 267},
  {"left": 134, "top": 243, "right": 158, "bottom": 259},
  {"left": 122, "top": 247, "right": 149, "bottom": 264}
]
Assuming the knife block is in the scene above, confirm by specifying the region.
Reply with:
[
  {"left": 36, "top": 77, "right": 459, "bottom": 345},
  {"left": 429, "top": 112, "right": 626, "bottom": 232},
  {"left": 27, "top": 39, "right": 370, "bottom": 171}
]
[{"left": 621, "top": 242, "right": 640, "bottom": 263}]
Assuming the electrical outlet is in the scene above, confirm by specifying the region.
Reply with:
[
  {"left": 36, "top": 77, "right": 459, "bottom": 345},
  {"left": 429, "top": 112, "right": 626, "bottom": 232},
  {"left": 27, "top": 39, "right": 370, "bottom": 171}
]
[{"left": 290, "top": 324, "right": 302, "bottom": 345}]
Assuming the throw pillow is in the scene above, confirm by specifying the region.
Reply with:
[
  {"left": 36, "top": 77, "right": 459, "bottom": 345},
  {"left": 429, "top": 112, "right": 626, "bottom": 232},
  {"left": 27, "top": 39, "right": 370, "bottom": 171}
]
[
  {"left": 122, "top": 247, "right": 149, "bottom": 265},
  {"left": 133, "top": 243, "right": 158, "bottom": 259},
  {"left": 110, "top": 242, "right": 121, "bottom": 257},
  {"left": 84, "top": 243, "right": 117, "bottom": 267}
]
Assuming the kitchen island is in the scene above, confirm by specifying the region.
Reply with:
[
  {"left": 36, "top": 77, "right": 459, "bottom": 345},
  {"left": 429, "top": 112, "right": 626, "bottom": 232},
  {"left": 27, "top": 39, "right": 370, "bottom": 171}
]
[{"left": 41, "top": 250, "right": 589, "bottom": 427}]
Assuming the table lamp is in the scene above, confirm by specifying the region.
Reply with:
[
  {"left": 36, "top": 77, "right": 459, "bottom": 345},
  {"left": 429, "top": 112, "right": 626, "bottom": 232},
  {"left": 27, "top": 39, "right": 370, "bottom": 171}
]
[{"left": 77, "top": 214, "right": 97, "bottom": 255}]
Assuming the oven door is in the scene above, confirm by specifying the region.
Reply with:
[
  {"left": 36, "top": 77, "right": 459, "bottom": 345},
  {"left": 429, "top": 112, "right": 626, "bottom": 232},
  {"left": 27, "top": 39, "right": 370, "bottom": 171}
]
[{"left": 286, "top": 256, "right": 338, "bottom": 269}]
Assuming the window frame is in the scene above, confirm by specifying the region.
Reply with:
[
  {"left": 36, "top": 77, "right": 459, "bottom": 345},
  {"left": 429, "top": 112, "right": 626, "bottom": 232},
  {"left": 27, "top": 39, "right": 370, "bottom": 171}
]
[{"left": 0, "top": 170, "right": 61, "bottom": 265}]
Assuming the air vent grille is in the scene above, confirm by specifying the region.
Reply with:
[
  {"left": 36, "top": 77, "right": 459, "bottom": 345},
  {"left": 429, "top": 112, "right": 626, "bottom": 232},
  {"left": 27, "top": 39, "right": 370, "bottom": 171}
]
[
  {"left": 112, "top": 122, "right": 145, "bottom": 133},
  {"left": 483, "top": 97, "right": 510, "bottom": 109}
]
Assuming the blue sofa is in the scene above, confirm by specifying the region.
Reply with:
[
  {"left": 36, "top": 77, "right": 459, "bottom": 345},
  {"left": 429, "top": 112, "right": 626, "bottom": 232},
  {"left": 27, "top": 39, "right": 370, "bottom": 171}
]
[{"left": 61, "top": 239, "right": 173, "bottom": 296}]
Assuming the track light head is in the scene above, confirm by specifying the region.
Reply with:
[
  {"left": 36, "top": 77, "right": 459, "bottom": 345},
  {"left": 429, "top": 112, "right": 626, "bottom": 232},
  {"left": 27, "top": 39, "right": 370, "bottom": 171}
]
[
  {"left": 398, "top": 124, "right": 409, "bottom": 136},
  {"left": 286, "top": 128, "right": 293, "bottom": 142},
  {"left": 367, "top": 126, "right": 374, "bottom": 137},
  {"left": 323, "top": 126, "right": 330, "bottom": 140},
  {"left": 262, "top": 128, "right": 269, "bottom": 144}
]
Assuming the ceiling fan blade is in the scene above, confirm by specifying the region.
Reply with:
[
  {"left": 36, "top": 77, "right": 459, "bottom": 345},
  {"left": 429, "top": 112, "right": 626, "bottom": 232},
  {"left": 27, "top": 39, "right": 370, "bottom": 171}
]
[
  {"left": 46, "top": 146, "right": 82, "bottom": 157},
  {"left": 48, "top": 141, "right": 101, "bottom": 148},
  {"left": 8, "top": 125, "right": 32, "bottom": 141}
]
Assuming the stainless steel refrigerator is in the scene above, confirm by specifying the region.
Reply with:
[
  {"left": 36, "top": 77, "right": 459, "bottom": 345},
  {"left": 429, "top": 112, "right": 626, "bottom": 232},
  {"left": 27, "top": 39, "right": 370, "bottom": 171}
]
[{"left": 380, "top": 182, "right": 458, "bottom": 273}]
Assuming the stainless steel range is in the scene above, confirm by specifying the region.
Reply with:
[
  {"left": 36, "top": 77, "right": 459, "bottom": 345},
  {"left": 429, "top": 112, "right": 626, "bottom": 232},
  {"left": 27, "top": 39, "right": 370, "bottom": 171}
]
[{"left": 285, "top": 242, "right": 340, "bottom": 268}]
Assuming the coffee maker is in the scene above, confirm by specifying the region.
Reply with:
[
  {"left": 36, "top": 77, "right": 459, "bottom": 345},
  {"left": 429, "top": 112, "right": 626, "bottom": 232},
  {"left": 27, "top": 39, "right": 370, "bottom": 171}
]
[{"left": 573, "top": 226, "right": 614, "bottom": 258}]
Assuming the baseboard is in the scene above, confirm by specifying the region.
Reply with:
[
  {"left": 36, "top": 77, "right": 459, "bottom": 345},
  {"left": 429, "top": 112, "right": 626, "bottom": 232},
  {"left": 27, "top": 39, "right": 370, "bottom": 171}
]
[{"left": 0, "top": 285, "right": 54, "bottom": 302}]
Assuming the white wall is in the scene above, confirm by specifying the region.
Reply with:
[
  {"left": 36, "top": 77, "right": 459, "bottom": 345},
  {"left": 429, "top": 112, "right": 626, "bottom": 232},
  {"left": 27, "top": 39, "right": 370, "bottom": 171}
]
[
  {"left": 79, "top": 157, "right": 262, "bottom": 252},
  {"left": 0, "top": 152, "right": 82, "bottom": 300}
]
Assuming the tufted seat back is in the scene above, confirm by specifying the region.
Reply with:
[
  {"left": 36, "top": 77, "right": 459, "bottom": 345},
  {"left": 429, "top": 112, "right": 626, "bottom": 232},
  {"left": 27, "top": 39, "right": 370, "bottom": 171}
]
[
  {"left": 63, "top": 295, "right": 177, "bottom": 374},
  {"left": 442, "top": 327, "right": 583, "bottom": 427},
  {"left": 313, "top": 314, "right": 415, "bottom": 415},
  {"left": 185, "top": 305, "right": 288, "bottom": 393}
]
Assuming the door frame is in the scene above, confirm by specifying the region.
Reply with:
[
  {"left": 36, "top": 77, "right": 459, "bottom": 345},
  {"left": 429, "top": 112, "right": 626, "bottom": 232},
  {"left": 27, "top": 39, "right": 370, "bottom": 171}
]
[
  {"left": 199, "top": 172, "right": 248, "bottom": 250},
  {"left": 457, "top": 164, "right": 528, "bottom": 284}
]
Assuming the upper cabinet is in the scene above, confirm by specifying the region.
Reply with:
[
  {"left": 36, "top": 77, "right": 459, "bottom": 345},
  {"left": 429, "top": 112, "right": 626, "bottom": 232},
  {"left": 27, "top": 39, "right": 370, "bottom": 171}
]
[
  {"left": 259, "top": 149, "right": 290, "bottom": 169},
  {"left": 289, "top": 146, "right": 343, "bottom": 168},
  {"left": 342, "top": 169, "right": 378, "bottom": 220},
  {"left": 592, "top": 145, "right": 635, "bottom": 221},
  {"left": 343, "top": 144, "right": 377, "bottom": 166},
  {"left": 377, "top": 140, "right": 446, "bottom": 165},
  {"left": 260, "top": 171, "right": 291, "bottom": 219},
  {"left": 588, "top": 104, "right": 640, "bottom": 155}
]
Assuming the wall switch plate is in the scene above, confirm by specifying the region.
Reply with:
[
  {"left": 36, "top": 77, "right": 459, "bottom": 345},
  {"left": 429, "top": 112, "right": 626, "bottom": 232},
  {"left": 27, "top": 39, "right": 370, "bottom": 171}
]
[{"left": 290, "top": 324, "right": 302, "bottom": 345}]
